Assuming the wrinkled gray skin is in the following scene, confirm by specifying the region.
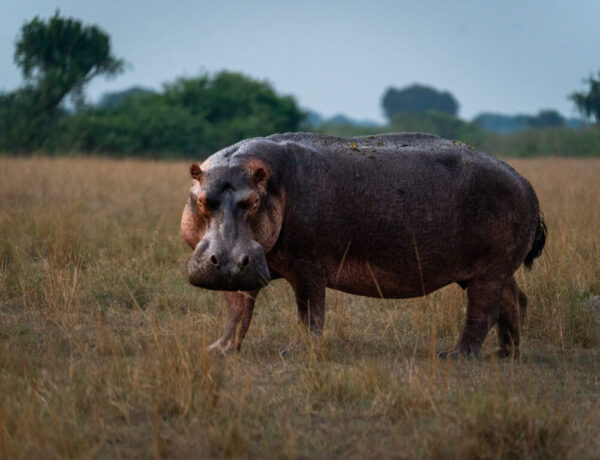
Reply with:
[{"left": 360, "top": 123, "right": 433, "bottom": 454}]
[{"left": 181, "top": 132, "right": 546, "bottom": 357}]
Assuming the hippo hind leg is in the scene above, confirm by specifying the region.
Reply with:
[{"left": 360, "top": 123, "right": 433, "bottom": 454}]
[
  {"left": 439, "top": 278, "right": 504, "bottom": 358},
  {"left": 497, "top": 276, "right": 527, "bottom": 357}
]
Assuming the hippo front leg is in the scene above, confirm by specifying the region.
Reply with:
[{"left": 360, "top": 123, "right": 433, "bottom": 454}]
[{"left": 209, "top": 289, "right": 259, "bottom": 353}]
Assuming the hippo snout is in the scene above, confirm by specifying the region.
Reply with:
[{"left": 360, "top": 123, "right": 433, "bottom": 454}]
[{"left": 187, "top": 239, "right": 270, "bottom": 291}]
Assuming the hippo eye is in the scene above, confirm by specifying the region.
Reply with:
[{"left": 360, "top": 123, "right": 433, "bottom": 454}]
[
  {"left": 239, "top": 196, "right": 259, "bottom": 211},
  {"left": 196, "top": 197, "right": 213, "bottom": 216},
  {"left": 204, "top": 197, "right": 220, "bottom": 210}
]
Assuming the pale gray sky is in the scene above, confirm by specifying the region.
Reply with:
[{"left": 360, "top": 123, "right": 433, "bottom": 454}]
[{"left": 1, "top": 0, "right": 599, "bottom": 122}]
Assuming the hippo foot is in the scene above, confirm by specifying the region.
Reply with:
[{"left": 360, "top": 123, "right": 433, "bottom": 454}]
[{"left": 208, "top": 338, "right": 237, "bottom": 355}]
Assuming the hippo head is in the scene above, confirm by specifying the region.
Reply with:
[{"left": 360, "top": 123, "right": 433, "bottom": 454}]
[{"left": 181, "top": 156, "right": 284, "bottom": 291}]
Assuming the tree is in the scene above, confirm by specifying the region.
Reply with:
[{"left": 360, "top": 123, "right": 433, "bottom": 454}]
[
  {"left": 14, "top": 11, "right": 124, "bottom": 112},
  {"left": 570, "top": 70, "right": 600, "bottom": 123},
  {"left": 1, "top": 12, "right": 125, "bottom": 151},
  {"left": 381, "top": 84, "right": 459, "bottom": 120}
]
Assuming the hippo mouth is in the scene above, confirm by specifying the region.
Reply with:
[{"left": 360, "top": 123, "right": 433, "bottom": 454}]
[
  {"left": 187, "top": 251, "right": 271, "bottom": 291},
  {"left": 187, "top": 268, "right": 271, "bottom": 291}
]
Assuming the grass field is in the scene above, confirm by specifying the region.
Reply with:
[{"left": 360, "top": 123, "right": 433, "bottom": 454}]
[{"left": 1, "top": 156, "right": 599, "bottom": 459}]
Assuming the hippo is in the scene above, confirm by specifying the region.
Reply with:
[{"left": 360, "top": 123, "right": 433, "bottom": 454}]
[{"left": 181, "top": 132, "right": 546, "bottom": 357}]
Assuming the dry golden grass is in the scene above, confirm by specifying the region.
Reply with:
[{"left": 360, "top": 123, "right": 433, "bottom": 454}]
[{"left": 0, "top": 155, "right": 599, "bottom": 459}]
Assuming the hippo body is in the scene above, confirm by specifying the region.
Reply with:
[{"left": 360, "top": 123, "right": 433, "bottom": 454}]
[{"left": 182, "top": 132, "right": 546, "bottom": 357}]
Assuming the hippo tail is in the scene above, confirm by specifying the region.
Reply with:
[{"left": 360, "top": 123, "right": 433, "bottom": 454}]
[{"left": 524, "top": 215, "right": 547, "bottom": 269}]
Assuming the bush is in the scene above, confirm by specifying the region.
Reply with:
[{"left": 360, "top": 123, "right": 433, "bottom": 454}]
[
  {"left": 62, "top": 72, "right": 304, "bottom": 157},
  {"left": 2, "top": 71, "right": 305, "bottom": 158}
]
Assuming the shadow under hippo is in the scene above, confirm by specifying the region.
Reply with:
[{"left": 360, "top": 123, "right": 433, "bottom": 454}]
[{"left": 181, "top": 132, "right": 547, "bottom": 358}]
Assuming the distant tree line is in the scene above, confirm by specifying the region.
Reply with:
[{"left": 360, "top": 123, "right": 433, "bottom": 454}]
[
  {"left": 2, "top": 12, "right": 600, "bottom": 158},
  {"left": 472, "top": 110, "right": 570, "bottom": 133}
]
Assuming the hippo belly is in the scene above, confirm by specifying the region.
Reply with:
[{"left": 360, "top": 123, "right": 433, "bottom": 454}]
[
  {"left": 326, "top": 258, "right": 447, "bottom": 298},
  {"left": 321, "top": 225, "right": 467, "bottom": 298}
]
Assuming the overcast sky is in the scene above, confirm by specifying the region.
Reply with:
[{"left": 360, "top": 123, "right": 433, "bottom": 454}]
[{"left": 1, "top": 0, "right": 599, "bottom": 122}]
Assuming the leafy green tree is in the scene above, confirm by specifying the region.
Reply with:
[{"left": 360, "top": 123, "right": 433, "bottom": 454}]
[
  {"left": 571, "top": 70, "right": 600, "bottom": 123},
  {"left": 14, "top": 11, "right": 124, "bottom": 110},
  {"left": 162, "top": 72, "right": 303, "bottom": 130},
  {"left": 1, "top": 12, "right": 124, "bottom": 152},
  {"left": 382, "top": 84, "right": 459, "bottom": 120}
]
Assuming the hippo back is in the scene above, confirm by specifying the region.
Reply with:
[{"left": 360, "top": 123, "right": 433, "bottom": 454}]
[{"left": 218, "top": 133, "right": 539, "bottom": 298}]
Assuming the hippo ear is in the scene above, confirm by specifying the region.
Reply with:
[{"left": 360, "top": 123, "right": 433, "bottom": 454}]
[
  {"left": 253, "top": 167, "right": 267, "bottom": 184},
  {"left": 190, "top": 163, "right": 202, "bottom": 181},
  {"left": 250, "top": 167, "right": 268, "bottom": 189},
  {"left": 245, "top": 159, "right": 269, "bottom": 189}
]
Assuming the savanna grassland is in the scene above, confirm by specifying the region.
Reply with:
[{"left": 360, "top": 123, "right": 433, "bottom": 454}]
[{"left": 1, "top": 155, "right": 599, "bottom": 459}]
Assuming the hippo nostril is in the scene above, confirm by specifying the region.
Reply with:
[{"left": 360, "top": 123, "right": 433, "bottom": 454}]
[
  {"left": 240, "top": 255, "right": 250, "bottom": 268},
  {"left": 209, "top": 254, "right": 219, "bottom": 266}
]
